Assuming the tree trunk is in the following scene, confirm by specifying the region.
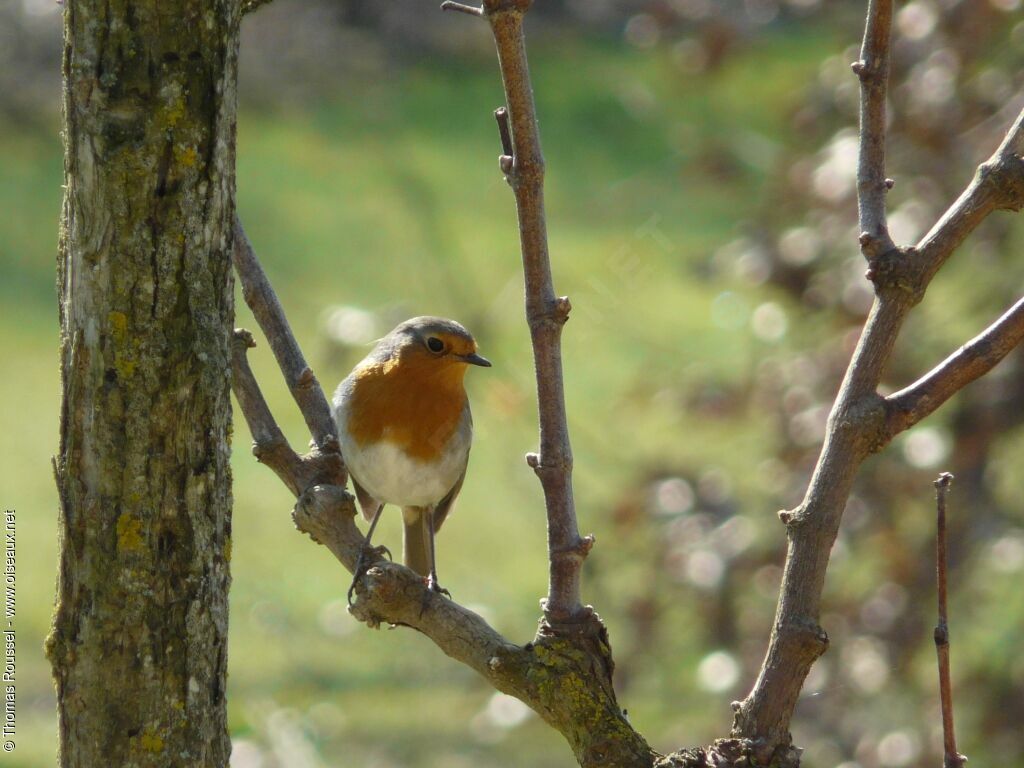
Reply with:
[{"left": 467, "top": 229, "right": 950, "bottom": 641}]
[{"left": 46, "top": 0, "right": 239, "bottom": 764}]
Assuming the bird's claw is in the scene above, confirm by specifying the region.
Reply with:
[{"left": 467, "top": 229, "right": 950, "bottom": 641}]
[
  {"left": 346, "top": 544, "right": 392, "bottom": 605},
  {"left": 427, "top": 576, "right": 451, "bottom": 598},
  {"left": 418, "top": 576, "right": 451, "bottom": 617}
]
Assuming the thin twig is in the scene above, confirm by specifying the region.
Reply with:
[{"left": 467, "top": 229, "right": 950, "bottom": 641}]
[
  {"left": 482, "top": 0, "right": 592, "bottom": 624},
  {"left": 853, "top": 0, "right": 895, "bottom": 259},
  {"left": 232, "top": 217, "right": 340, "bottom": 453},
  {"left": 933, "top": 473, "right": 966, "bottom": 768},
  {"left": 231, "top": 330, "right": 306, "bottom": 495},
  {"left": 886, "top": 296, "right": 1024, "bottom": 435},
  {"left": 495, "top": 107, "right": 514, "bottom": 175},
  {"left": 494, "top": 107, "right": 513, "bottom": 155},
  {"left": 440, "top": 0, "right": 484, "bottom": 16}
]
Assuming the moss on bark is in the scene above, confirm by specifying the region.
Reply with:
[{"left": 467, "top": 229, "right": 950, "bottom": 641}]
[{"left": 47, "top": 0, "right": 239, "bottom": 764}]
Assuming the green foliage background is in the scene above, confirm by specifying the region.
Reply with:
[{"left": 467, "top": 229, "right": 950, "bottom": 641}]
[{"left": 3, "top": 5, "right": 1023, "bottom": 767}]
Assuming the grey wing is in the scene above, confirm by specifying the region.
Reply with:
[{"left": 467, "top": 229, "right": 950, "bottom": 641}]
[
  {"left": 431, "top": 466, "right": 465, "bottom": 533},
  {"left": 433, "top": 401, "right": 472, "bottom": 532},
  {"left": 332, "top": 374, "right": 379, "bottom": 521},
  {"left": 351, "top": 475, "right": 382, "bottom": 522}
]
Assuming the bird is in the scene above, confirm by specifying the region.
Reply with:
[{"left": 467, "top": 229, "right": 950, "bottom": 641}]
[{"left": 332, "top": 316, "right": 490, "bottom": 601}]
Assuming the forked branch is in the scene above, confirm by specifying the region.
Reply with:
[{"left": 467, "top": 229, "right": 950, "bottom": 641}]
[
  {"left": 913, "top": 106, "right": 1024, "bottom": 283},
  {"left": 233, "top": 218, "right": 339, "bottom": 451},
  {"left": 230, "top": 329, "right": 307, "bottom": 495},
  {"left": 734, "top": 0, "right": 1024, "bottom": 754}
]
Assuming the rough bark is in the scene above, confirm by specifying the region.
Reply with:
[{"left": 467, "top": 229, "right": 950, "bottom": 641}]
[{"left": 46, "top": 0, "right": 239, "bottom": 764}]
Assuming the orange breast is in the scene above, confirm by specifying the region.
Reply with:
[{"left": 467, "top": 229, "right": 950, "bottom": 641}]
[{"left": 346, "top": 357, "right": 468, "bottom": 461}]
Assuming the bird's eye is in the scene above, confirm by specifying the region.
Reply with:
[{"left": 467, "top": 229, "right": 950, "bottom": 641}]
[{"left": 426, "top": 337, "right": 445, "bottom": 353}]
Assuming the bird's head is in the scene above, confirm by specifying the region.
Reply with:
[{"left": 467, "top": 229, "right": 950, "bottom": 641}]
[{"left": 377, "top": 317, "right": 491, "bottom": 379}]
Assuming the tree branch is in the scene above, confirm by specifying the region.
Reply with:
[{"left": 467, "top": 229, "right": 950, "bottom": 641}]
[
  {"left": 732, "top": 247, "right": 900, "bottom": 752},
  {"left": 481, "top": 0, "right": 592, "bottom": 626},
  {"left": 852, "top": 0, "right": 895, "bottom": 259},
  {"left": 885, "top": 296, "right": 1024, "bottom": 435},
  {"left": 733, "top": 4, "right": 1024, "bottom": 751},
  {"left": 233, "top": 217, "right": 340, "bottom": 453},
  {"left": 231, "top": 327, "right": 349, "bottom": 494}
]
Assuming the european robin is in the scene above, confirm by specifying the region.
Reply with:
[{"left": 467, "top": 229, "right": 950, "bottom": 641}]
[{"left": 332, "top": 316, "right": 491, "bottom": 600}]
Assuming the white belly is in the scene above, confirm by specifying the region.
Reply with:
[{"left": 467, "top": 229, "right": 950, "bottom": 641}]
[{"left": 334, "top": 398, "right": 469, "bottom": 507}]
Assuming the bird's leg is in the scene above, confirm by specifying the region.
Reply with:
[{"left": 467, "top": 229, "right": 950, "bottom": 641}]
[
  {"left": 425, "top": 508, "right": 450, "bottom": 598},
  {"left": 348, "top": 504, "right": 388, "bottom": 604}
]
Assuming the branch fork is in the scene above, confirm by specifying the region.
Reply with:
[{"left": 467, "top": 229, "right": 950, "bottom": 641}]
[{"left": 735, "top": 0, "right": 1024, "bottom": 750}]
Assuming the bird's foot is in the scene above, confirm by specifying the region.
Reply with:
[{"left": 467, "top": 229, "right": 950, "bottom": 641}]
[
  {"left": 346, "top": 544, "right": 392, "bottom": 605},
  {"left": 418, "top": 575, "right": 451, "bottom": 616},
  {"left": 426, "top": 575, "right": 451, "bottom": 598}
]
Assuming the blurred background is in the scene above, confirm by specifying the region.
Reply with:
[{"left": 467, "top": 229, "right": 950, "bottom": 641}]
[{"left": 4, "top": 0, "right": 1024, "bottom": 766}]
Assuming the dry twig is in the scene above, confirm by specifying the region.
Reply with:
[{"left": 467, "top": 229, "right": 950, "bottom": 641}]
[
  {"left": 233, "top": 218, "right": 339, "bottom": 452},
  {"left": 886, "top": 296, "right": 1024, "bottom": 435},
  {"left": 932, "top": 473, "right": 966, "bottom": 768},
  {"left": 853, "top": 0, "right": 895, "bottom": 259}
]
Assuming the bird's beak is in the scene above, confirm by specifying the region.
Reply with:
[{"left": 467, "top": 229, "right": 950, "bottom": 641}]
[{"left": 459, "top": 352, "right": 492, "bottom": 367}]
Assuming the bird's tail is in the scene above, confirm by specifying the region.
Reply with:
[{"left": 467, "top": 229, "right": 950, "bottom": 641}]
[{"left": 402, "top": 507, "right": 431, "bottom": 577}]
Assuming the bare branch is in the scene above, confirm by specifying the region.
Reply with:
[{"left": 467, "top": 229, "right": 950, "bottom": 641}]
[
  {"left": 734, "top": 7, "right": 1024, "bottom": 751},
  {"left": 481, "top": 0, "right": 591, "bottom": 625},
  {"left": 886, "top": 296, "right": 1024, "bottom": 435},
  {"left": 853, "top": 0, "right": 895, "bottom": 259},
  {"left": 232, "top": 217, "right": 341, "bottom": 453},
  {"left": 231, "top": 329, "right": 347, "bottom": 495},
  {"left": 932, "top": 474, "right": 967, "bottom": 768}
]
